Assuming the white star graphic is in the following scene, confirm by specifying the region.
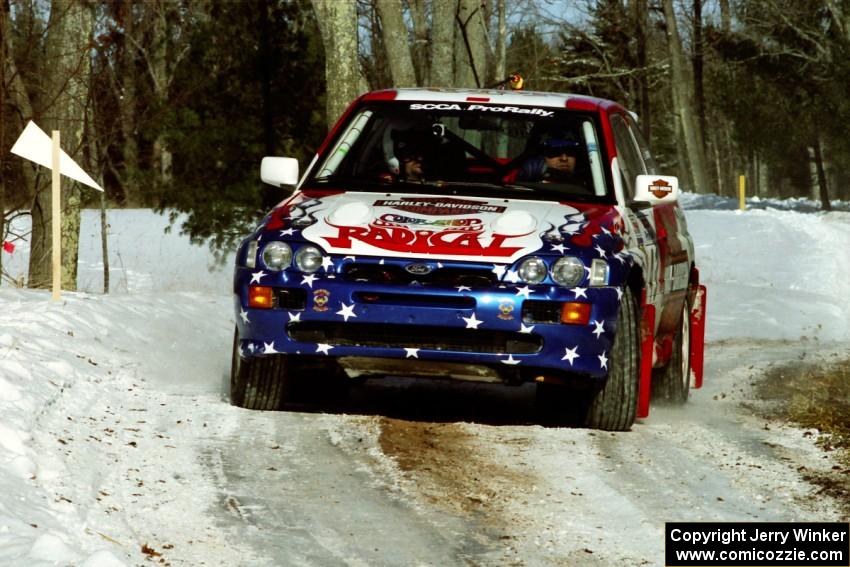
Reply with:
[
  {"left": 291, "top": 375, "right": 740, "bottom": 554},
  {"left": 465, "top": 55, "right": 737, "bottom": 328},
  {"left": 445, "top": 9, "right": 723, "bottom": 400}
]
[
  {"left": 598, "top": 351, "right": 608, "bottom": 369},
  {"left": 321, "top": 256, "right": 334, "bottom": 271},
  {"left": 462, "top": 313, "right": 483, "bottom": 329},
  {"left": 571, "top": 287, "right": 588, "bottom": 299},
  {"left": 247, "top": 343, "right": 256, "bottom": 353},
  {"left": 515, "top": 285, "right": 534, "bottom": 299},
  {"left": 301, "top": 274, "right": 317, "bottom": 288},
  {"left": 288, "top": 312, "right": 301, "bottom": 322},
  {"left": 250, "top": 270, "right": 267, "bottom": 284},
  {"left": 505, "top": 270, "right": 521, "bottom": 284},
  {"left": 379, "top": 259, "right": 385, "bottom": 265},
  {"left": 615, "top": 287, "right": 623, "bottom": 300},
  {"left": 404, "top": 348, "right": 419, "bottom": 358},
  {"left": 594, "top": 245, "right": 607, "bottom": 258},
  {"left": 615, "top": 253, "right": 627, "bottom": 264},
  {"left": 501, "top": 354, "right": 521, "bottom": 365},
  {"left": 550, "top": 243, "right": 567, "bottom": 253},
  {"left": 592, "top": 320, "right": 605, "bottom": 338},
  {"left": 316, "top": 343, "right": 333, "bottom": 355},
  {"left": 263, "top": 342, "right": 277, "bottom": 354},
  {"left": 519, "top": 323, "right": 535, "bottom": 334},
  {"left": 456, "top": 285, "right": 471, "bottom": 292},
  {"left": 437, "top": 262, "right": 444, "bottom": 268},
  {"left": 279, "top": 228, "right": 295, "bottom": 236},
  {"left": 239, "top": 309, "right": 250, "bottom": 323},
  {"left": 562, "top": 346, "right": 580, "bottom": 366},
  {"left": 492, "top": 265, "right": 507, "bottom": 278},
  {"left": 336, "top": 303, "right": 357, "bottom": 322}
]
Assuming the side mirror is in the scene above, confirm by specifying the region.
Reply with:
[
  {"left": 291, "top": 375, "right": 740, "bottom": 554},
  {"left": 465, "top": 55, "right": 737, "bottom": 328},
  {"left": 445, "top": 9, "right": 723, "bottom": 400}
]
[
  {"left": 261, "top": 157, "right": 299, "bottom": 190},
  {"left": 633, "top": 174, "right": 679, "bottom": 205}
]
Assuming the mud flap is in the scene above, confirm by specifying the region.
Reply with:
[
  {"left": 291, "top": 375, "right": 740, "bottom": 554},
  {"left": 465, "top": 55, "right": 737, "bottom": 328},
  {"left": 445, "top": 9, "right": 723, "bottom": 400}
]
[
  {"left": 636, "top": 302, "right": 655, "bottom": 419},
  {"left": 689, "top": 285, "right": 707, "bottom": 389}
]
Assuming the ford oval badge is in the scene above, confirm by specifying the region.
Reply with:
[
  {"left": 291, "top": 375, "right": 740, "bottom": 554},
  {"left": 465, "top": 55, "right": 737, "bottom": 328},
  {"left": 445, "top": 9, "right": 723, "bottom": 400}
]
[{"left": 405, "top": 263, "right": 432, "bottom": 275}]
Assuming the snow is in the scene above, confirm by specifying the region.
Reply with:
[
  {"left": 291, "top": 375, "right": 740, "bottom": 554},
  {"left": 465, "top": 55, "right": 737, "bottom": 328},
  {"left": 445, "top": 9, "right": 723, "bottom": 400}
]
[{"left": 0, "top": 200, "right": 849, "bottom": 565}]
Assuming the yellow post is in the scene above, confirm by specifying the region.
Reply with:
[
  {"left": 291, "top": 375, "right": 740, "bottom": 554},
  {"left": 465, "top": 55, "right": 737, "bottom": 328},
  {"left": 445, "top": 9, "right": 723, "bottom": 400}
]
[
  {"left": 52, "top": 131, "right": 61, "bottom": 301},
  {"left": 738, "top": 175, "right": 746, "bottom": 211}
]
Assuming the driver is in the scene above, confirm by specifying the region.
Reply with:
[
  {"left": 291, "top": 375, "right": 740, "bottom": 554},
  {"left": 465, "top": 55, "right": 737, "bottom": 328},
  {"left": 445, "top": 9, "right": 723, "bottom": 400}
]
[
  {"left": 517, "top": 135, "right": 586, "bottom": 186},
  {"left": 392, "top": 130, "right": 430, "bottom": 182}
]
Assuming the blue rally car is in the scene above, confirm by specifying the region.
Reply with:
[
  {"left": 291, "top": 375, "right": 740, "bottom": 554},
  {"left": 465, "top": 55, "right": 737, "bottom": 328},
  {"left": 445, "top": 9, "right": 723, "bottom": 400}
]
[{"left": 231, "top": 88, "right": 707, "bottom": 430}]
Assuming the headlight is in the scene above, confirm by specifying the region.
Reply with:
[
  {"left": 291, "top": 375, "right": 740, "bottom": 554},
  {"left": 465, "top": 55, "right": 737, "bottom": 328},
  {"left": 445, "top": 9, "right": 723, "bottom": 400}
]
[
  {"left": 245, "top": 240, "right": 258, "bottom": 268},
  {"left": 551, "top": 256, "right": 585, "bottom": 287},
  {"left": 261, "top": 241, "right": 292, "bottom": 271},
  {"left": 518, "top": 257, "right": 547, "bottom": 284},
  {"left": 294, "top": 245, "right": 323, "bottom": 273}
]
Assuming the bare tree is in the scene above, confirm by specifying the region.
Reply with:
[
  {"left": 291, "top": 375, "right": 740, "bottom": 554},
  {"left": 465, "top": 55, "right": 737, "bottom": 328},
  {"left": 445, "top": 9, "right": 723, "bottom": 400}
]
[
  {"left": 28, "top": 0, "right": 94, "bottom": 290},
  {"left": 375, "top": 0, "right": 418, "bottom": 86},
  {"left": 431, "top": 0, "right": 456, "bottom": 86},
  {"left": 313, "top": 0, "right": 362, "bottom": 127},
  {"left": 662, "top": 0, "right": 709, "bottom": 193}
]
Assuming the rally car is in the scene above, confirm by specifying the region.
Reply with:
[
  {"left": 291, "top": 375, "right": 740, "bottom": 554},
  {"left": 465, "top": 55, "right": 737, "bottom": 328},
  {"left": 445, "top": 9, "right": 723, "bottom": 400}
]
[{"left": 230, "top": 88, "right": 707, "bottom": 431}]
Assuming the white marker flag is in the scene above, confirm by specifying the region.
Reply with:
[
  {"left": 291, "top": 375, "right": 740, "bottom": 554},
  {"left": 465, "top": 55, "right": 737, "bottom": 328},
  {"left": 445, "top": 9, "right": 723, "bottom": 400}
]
[{"left": 10, "top": 121, "right": 103, "bottom": 191}]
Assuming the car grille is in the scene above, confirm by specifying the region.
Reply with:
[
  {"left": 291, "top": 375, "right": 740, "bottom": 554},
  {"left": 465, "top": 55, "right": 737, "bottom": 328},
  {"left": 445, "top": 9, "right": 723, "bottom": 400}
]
[
  {"left": 343, "top": 265, "right": 496, "bottom": 288},
  {"left": 288, "top": 322, "right": 542, "bottom": 354},
  {"left": 522, "top": 300, "right": 562, "bottom": 324}
]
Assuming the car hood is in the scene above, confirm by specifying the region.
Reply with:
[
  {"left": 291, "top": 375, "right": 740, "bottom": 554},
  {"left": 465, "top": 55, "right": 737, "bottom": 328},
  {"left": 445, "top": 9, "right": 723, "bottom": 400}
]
[{"left": 270, "top": 190, "right": 622, "bottom": 264}]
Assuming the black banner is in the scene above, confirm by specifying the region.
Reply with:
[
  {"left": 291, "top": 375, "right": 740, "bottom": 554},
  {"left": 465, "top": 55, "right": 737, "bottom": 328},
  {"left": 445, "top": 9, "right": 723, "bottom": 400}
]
[{"left": 665, "top": 522, "right": 849, "bottom": 566}]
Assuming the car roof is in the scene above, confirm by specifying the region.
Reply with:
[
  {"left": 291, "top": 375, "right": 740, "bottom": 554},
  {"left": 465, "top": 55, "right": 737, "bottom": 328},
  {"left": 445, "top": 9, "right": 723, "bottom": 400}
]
[{"left": 363, "top": 87, "right": 622, "bottom": 112}]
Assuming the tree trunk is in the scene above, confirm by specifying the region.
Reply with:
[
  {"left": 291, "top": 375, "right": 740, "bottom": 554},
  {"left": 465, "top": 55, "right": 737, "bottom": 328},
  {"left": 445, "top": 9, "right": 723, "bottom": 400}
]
[
  {"left": 118, "top": 2, "right": 137, "bottom": 205},
  {"left": 29, "top": 0, "right": 93, "bottom": 291},
  {"left": 719, "top": 0, "right": 731, "bottom": 33},
  {"left": 375, "top": 0, "right": 418, "bottom": 87},
  {"left": 494, "top": 0, "right": 506, "bottom": 82},
  {"left": 634, "top": 0, "right": 651, "bottom": 140},
  {"left": 813, "top": 137, "right": 832, "bottom": 211},
  {"left": 407, "top": 0, "right": 430, "bottom": 85},
  {"left": 455, "top": 0, "right": 487, "bottom": 88},
  {"left": 312, "top": 0, "right": 362, "bottom": 128},
  {"left": 693, "top": 0, "right": 706, "bottom": 150},
  {"left": 150, "top": 0, "right": 172, "bottom": 189},
  {"left": 431, "top": 0, "right": 455, "bottom": 87},
  {"left": 662, "top": 0, "right": 709, "bottom": 194}
]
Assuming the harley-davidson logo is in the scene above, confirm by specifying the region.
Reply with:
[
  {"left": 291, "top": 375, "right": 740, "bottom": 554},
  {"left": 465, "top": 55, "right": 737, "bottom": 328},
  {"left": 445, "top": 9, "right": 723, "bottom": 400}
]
[
  {"left": 649, "top": 179, "right": 672, "bottom": 199},
  {"left": 313, "top": 289, "right": 330, "bottom": 312},
  {"left": 373, "top": 197, "right": 506, "bottom": 216},
  {"left": 404, "top": 263, "right": 433, "bottom": 275}
]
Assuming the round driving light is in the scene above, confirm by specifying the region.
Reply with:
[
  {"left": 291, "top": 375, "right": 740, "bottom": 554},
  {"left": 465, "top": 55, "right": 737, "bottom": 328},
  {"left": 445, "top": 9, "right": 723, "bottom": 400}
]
[
  {"left": 551, "top": 256, "right": 585, "bottom": 287},
  {"left": 295, "top": 245, "right": 323, "bottom": 273},
  {"left": 518, "top": 257, "right": 547, "bottom": 284},
  {"left": 261, "top": 241, "right": 292, "bottom": 271}
]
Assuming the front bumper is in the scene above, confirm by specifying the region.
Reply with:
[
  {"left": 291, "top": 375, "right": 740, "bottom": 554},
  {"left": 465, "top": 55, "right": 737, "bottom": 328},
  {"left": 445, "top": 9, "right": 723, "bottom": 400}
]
[{"left": 233, "top": 266, "right": 623, "bottom": 381}]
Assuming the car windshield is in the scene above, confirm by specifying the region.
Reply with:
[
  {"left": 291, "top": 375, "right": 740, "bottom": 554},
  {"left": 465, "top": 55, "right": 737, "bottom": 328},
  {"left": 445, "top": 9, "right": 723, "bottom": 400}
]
[{"left": 307, "top": 101, "right": 609, "bottom": 201}]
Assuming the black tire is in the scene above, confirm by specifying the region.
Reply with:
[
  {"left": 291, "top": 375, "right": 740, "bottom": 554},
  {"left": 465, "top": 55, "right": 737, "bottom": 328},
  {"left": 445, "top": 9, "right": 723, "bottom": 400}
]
[
  {"left": 585, "top": 287, "right": 640, "bottom": 431},
  {"left": 230, "top": 327, "right": 290, "bottom": 410},
  {"left": 652, "top": 301, "right": 691, "bottom": 404}
]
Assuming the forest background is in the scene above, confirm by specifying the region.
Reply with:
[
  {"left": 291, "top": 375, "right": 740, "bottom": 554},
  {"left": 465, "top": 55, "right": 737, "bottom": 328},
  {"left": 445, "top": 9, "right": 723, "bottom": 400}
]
[{"left": 2, "top": 0, "right": 849, "bottom": 291}]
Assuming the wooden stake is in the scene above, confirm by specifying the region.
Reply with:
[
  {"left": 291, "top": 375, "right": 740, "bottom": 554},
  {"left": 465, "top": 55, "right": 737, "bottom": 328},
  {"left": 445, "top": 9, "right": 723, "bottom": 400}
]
[
  {"left": 52, "top": 130, "right": 61, "bottom": 301},
  {"left": 738, "top": 175, "right": 746, "bottom": 211}
]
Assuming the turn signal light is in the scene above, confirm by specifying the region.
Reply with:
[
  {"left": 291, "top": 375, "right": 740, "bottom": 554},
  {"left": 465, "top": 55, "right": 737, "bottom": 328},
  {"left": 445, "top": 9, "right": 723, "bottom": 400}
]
[
  {"left": 248, "top": 286, "right": 274, "bottom": 309},
  {"left": 560, "top": 302, "right": 591, "bottom": 325}
]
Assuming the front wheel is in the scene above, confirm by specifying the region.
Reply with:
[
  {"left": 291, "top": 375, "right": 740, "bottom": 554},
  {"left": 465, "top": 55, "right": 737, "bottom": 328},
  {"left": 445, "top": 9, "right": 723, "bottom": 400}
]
[
  {"left": 230, "top": 327, "right": 291, "bottom": 410},
  {"left": 585, "top": 287, "right": 640, "bottom": 431}
]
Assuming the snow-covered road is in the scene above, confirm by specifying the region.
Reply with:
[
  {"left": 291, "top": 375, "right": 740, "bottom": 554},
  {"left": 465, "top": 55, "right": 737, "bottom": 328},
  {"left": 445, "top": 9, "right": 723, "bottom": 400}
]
[{"left": 1, "top": 203, "right": 848, "bottom": 566}]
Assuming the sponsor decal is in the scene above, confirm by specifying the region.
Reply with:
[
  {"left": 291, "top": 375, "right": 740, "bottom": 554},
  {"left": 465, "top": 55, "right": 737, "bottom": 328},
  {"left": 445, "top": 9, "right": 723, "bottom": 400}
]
[
  {"left": 373, "top": 197, "right": 505, "bottom": 216},
  {"left": 649, "top": 178, "right": 672, "bottom": 199},
  {"left": 408, "top": 103, "right": 554, "bottom": 117},
  {"left": 324, "top": 222, "right": 527, "bottom": 258},
  {"left": 313, "top": 289, "right": 330, "bottom": 312},
  {"left": 375, "top": 213, "right": 481, "bottom": 229},
  {"left": 498, "top": 299, "right": 515, "bottom": 320}
]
